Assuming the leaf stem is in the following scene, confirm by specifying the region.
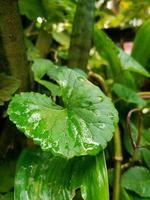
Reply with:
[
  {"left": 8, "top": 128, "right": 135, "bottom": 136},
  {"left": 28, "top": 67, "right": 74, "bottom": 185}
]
[
  {"left": 138, "top": 91, "right": 150, "bottom": 99},
  {"left": 112, "top": 126, "right": 123, "bottom": 200},
  {"left": 88, "top": 71, "right": 111, "bottom": 97},
  {"left": 127, "top": 108, "right": 141, "bottom": 150}
]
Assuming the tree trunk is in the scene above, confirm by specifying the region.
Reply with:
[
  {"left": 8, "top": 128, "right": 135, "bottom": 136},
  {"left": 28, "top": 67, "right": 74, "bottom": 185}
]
[{"left": 0, "top": 0, "right": 29, "bottom": 91}]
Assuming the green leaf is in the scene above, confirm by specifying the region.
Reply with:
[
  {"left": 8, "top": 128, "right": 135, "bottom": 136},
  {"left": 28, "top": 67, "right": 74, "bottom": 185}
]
[
  {"left": 0, "top": 74, "right": 20, "bottom": 106},
  {"left": 121, "top": 189, "right": 150, "bottom": 200},
  {"left": 18, "top": 0, "right": 45, "bottom": 20},
  {"left": 141, "top": 148, "right": 150, "bottom": 169},
  {"left": 119, "top": 49, "right": 150, "bottom": 78},
  {"left": 94, "top": 28, "right": 150, "bottom": 80},
  {"left": 25, "top": 38, "right": 41, "bottom": 61},
  {"left": 132, "top": 19, "right": 150, "bottom": 70},
  {"left": 121, "top": 166, "right": 150, "bottom": 198},
  {"left": 112, "top": 83, "right": 146, "bottom": 107},
  {"left": 52, "top": 31, "right": 70, "bottom": 47},
  {"left": 32, "top": 59, "right": 61, "bottom": 96},
  {"left": 94, "top": 27, "right": 121, "bottom": 76},
  {"left": 0, "top": 160, "right": 16, "bottom": 193},
  {"left": 15, "top": 148, "right": 109, "bottom": 200},
  {"left": 42, "top": 0, "right": 75, "bottom": 23},
  {"left": 8, "top": 63, "right": 118, "bottom": 158}
]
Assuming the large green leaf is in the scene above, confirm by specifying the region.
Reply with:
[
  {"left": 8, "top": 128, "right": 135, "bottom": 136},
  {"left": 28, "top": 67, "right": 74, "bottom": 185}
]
[
  {"left": 15, "top": 148, "right": 109, "bottom": 200},
  {"left": 121, "top": 166, "right": 150, "bottom": 198},
  {"left": 132, "top": 19, "right": 150, "bottom": 70},
  {"left": 8, "top": 61, "right": 118, "bottom": 158},
  {"left": 0, "top": 74, "right": 20, "bottom": 106}
]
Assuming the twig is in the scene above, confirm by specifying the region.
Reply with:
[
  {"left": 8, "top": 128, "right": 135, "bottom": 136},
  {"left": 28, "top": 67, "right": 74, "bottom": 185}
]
[
  {"left": 127, "top": 108, "right": 141, "bottom": 150},
  {"left": 138, "top": 91, "right": 150, "bottom": 99}
]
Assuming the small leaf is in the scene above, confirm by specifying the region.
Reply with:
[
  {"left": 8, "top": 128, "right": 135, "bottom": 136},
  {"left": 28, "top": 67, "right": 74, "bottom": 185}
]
[
  {"left": 0, "top": 74, "right": 20, "bottom": 106},
  {"left": 32, "top": 59, "right": 61, "bottom": 96},
  {"left": 112, "top": 83, "right": 146, "bottom": 107},
  {"left": 15, "top": 148, "right": 109, "bottom": 200},
  {"left": 121, "top": 166, "right": 150, "bottom": 198},
  {"left": 52, "top": 31, "right": 70, "bottom": 47},
  {"left": 8, "top": 64, "right": 118, "bottom": 158}
]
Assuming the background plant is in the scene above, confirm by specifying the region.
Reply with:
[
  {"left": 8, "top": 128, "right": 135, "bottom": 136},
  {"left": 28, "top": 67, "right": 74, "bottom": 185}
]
[{"left": 0, "top": 0, "right": 150, "bottom": 200}]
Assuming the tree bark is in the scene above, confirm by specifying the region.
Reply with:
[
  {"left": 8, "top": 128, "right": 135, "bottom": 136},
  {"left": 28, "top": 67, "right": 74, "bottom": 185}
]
[{"left": 0, "top": 0, "right": 29, "bottom": 91}]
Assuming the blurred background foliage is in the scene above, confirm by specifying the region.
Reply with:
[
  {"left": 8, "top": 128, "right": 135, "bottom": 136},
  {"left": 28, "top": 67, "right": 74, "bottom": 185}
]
[{"left": 0, "top": 0, "right": 150, "bottom": 199}]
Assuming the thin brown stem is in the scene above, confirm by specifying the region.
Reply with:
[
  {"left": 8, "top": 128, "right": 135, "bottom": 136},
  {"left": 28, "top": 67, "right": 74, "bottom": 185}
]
[
  {"left": 88, "top": 71, "right": 111, "bottom": 97},
  {"left": 138, "top": 91, "right": 150, "bottom": 99},
  {"left": 127, "top": 108, "right": 141, "bottom": 150},
  {"left": 136, "top": 111, "right": 142, "bottom": 148}
]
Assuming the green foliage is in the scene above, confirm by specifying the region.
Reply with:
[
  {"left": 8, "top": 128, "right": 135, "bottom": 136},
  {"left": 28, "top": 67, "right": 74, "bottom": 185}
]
[
  {"left": 0, "top": 74, "right": 20, "bottom": 106},
  {"left": 132, "top": 19, "right": 150, "bottom": 70},
  {"left": 112, "top": 83, "right": 146, "bottom": 107},
  {"left": 32, "top": 59, "right": 61, "bottom": 96},
  {"left": 19, "top": 0, "right": 76, "bottom": 22},
  {"left": 121, "top": 166, "right": 150, "bottom": 198},
  {"left": 94, "top": 28, "right": 150, "bottom": 80},
  {"left": 8, "top": 61, "right": 118, "bottom": 158},
  {"left": 18, "top": 0, "right": 45, "bottom": 20},
  {"left": 15, "top": 148, "right": 109, "bottom": 200},
  {"left": 1, "top": 0, "right": 150, "bottom": 199}
]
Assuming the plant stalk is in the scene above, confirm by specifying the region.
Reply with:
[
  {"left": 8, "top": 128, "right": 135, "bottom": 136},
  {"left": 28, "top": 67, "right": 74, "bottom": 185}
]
[
  {"left": 68, "top": 0, "right": 95, "bottom": 70},
  {"left": 113, "top": 126, "right": 123, "bottom": 200}
]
